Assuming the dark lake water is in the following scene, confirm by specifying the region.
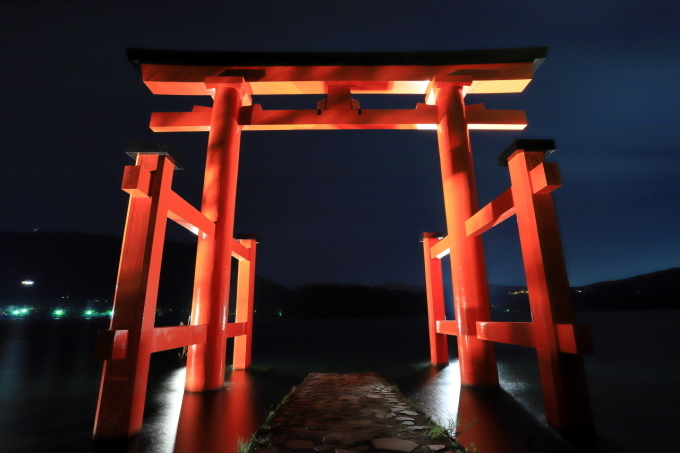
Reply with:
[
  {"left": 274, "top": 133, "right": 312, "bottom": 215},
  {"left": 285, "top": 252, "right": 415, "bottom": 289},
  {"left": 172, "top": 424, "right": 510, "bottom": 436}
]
[{"left": 1, "top": 310, "right": 679, "bottom": 453}]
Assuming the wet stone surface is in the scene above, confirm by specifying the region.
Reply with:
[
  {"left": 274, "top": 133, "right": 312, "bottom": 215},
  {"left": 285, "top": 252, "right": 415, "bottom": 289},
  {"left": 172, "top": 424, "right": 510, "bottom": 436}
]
[{"left": 248, "top": 373, "right": 465, "bottom": 453}]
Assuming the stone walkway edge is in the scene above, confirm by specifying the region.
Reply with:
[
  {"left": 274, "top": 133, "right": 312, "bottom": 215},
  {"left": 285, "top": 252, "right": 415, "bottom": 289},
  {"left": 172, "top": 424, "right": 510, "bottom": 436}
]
[{"left": 247, "top": 373, "right": 467, "bottom": 453}]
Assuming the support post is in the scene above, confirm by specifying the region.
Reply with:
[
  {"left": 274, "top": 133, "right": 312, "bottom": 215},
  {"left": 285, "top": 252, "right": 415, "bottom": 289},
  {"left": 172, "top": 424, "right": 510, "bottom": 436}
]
[
  {"left": 185, "top": 79, "right": 244, "bottom": 391},
  {"left": 422, "top": 233, "right": 449, "bottom": 365},
  {"left": 93, "top": 154, "right": 174, "bottom": 438},
  {"left": 505, "top": 144, "right": 592, "bottom": 428},
  {"left": 434, "top": 83, "right": 498, "bottom": 387},
  {"left": 233, "top": 237, "right": 257, "bottom": 369}
]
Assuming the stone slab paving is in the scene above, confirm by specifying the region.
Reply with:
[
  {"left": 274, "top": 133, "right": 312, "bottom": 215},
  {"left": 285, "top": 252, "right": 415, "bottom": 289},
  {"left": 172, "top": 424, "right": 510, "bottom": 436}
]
[{"left": 250, "top": 373, "right": 465, "bottom": 453}]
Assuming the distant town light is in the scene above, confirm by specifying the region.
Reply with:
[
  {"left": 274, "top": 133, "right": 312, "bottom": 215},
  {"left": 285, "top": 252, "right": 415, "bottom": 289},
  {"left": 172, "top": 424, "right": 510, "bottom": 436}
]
[
  {"left": 20, "top": 308, "right": 28, "bottom": 314},
  {"left": 54, "top": 309, "right": 64, "bottom": 316},
  {"left": 21, "top": 280, "right": 34, "bottom": 286}
]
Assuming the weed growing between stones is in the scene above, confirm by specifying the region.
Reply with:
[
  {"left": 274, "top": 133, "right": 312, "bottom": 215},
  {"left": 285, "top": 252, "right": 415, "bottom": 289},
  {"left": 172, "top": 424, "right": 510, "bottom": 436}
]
[
  {"left": 426, "top": 416, "right": 477, "bottom": 438},
  {"left": 408, "top": 400, "right": 424, "bottom": 411},
  {"left": 236, "top": 435, "right": 257, "bottom": 453},
  {"left": 425, "top": 416, "right": 477, "bottom": 451}
]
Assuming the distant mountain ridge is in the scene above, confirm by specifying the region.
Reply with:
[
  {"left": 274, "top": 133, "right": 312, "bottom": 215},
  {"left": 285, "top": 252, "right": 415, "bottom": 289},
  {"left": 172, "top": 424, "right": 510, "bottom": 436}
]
[
  {"left": 0, "top": 232, "right": 677, "bottom": 317},
  {"left": 571, "top": 267, "right": 680, "bottom": 311}
]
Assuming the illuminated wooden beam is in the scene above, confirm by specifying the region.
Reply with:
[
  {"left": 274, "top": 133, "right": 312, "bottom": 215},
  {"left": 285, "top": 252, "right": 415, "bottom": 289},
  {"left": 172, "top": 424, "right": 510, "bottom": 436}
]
[
  {"left": 223, "top": 322, "right": 247, "bottom": 338},
  {"left": 422, "top": 233, "right": 449, "bottom": 365},
  {"left": 429, "top": 236, "right": 451, "bottom": 259},
  {"left": 243, "top": 107, "right": 438, "bottom": 130},
  {"left": 465, "top": 188, "right": 515, "bottom": 237},
  {"left": 476, "top": 322, "right": 593, "bottom": 354},
  {"left": 166, "top": 190, "right": 215, "bottom": 237},
  {"left": 436, "top": 320, "right": 459, "bottom": 336},
  {"left": 466, "top": 109, "right": 526, "bottom": 130},
  {"left": 136, "top": 60, "right": 538, "bottom": 96},
  {"left": 151, "top": 325, "right": 208, "bottom": 353},
  {"left": 476, "top": 321, "right": 535, "bottom": 348},
  {"left": 150, "top": 107, "right": 526, "bottom": 132},
  {"left": 151, "top": 111, "right": 212, "bottom": 132},
  {"left": 230, "top": 238, "right": 250, "bottom": 261}
]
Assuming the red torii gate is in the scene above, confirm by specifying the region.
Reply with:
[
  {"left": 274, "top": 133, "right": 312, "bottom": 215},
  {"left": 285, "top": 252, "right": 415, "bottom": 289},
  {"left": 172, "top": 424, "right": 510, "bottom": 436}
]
[{"left": 93, "top": 46, "right": 592, "bottom": 439}]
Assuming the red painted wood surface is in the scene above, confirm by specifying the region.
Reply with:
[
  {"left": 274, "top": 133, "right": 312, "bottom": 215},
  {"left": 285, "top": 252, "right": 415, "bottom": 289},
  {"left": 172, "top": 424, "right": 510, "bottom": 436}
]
[
  {"left": 139, "top": 61, "right": 535, "bottom": 96},
  {"left": 193, "top": 81, "right": 244, "bottom": 391},
  {"left": 94, "top": 144, "right": 258, "bottom": 436},
  {"left": 94, "top": 154, "right": 174, "bottom": 438},
  {"left": 436, "top": 320, "right": 459, "bottom": 336},
  {"left": 233, "top": 238, "right": 257, "bottom": 369},
  {"left": 423, "top": 144, "right": 594, "bottom": 428},
  {"left": 149, "top": 106, "right": 526, "bottom": 132},
  {"left": 100, "top": 48, "right": 595, "bottom": 437},
  {"left": 465, "top": 188, "right": 515, "bottom": 237},
  {"left": 422, "top": 234, "right": 449, "bottom": 365},
  {"left": 507, "top": 150, "right": 593, "bottom": 428},
  {"left": 433, "top": 82, "right": 498, "bottom": 387}
]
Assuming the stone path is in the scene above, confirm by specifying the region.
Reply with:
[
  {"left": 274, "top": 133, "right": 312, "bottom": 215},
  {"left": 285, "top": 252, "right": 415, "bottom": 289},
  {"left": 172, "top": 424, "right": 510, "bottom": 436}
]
[{"left": 249, "top": 373, "right": 466, "bottom": 453}]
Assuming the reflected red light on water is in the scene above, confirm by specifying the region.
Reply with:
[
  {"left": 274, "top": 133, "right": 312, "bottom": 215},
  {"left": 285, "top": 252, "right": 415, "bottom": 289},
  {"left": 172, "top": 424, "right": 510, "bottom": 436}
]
[{"left": 174, "top": 370, "right": 257, "bottom": 453}]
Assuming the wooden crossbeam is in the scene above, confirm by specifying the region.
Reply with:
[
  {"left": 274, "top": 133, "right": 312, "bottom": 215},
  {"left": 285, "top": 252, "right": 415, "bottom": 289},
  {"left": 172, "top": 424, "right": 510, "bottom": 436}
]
[
  {"left": 150, "top": 107, "right": 526, "bottom": 132},
  {"left": 223, "top": 322, "right": 247, "bottom": 339},
  {"left": 231, "top": 238, "right": 250, "bottom": 261},
  {"left": 465, "top": 188, "right": 515, "bottom": 237},
  {"left": 138, "top": 61, "right": 536, "bottom": 96},
  {"left": 429, "top": 236, "right": 451, "bottom": 259},
  {"left": 476, "top": 321, "right": 535, "bottom": 348},
  {"left": 152, "top": 325, "right": 207, "bottom": 353},
  {"left": 166, "top": 190, "right": 215, "bottom": 237},
  {"left": 476, "top": 321, "right": 593, "bottom": 354},
  {"left": 95, "top": 321, "right": 252, "bottom": 359},
  {"left": 436, "top": 320, "right": 459, "bottom": 336}
]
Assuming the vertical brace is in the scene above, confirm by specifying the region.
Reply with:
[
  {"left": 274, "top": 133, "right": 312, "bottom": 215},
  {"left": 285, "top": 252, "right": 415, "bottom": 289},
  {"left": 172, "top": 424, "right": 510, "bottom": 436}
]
[
  {"left": 93, "top": 154, "right": 175, "bottom": 439},
  {"left": 233, "top": 239, "right": 257, "bottom": 369},
  {"left": 422, "top": 233, "right": 449, "bottom": 365},
  {"left": 508, "top": 149, "right": 592, "bottom": 428}
]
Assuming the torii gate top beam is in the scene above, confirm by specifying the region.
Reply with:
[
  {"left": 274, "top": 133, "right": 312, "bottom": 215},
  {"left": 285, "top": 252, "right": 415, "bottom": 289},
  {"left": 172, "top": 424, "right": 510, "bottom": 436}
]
[{"left": 126, "top": 46, "right": 547, "bottom": 97}]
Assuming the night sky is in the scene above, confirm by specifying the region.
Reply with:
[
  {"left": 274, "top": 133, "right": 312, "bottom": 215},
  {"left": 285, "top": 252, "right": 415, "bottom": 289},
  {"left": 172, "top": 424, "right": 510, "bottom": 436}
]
[{"left": 0, "top": 0, "right": 678, "bottom": 288}]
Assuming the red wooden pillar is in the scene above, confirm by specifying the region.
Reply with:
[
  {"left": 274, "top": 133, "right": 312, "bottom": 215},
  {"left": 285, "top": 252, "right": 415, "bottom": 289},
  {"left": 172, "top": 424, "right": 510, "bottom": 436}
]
[
  {"left": 186, "top": 78, "right": 244, "bottom": 392},
  {"left": 93, "top": 154, "right": 175, "bottom": 438},
  {"left": 233, "top": 237, "right": 257, "bottom": 369},
  {"left": 422, "top": 233, "right": 449, "bottom": 365},
  {"left": 185, "top": 232, "right": 214, "bottom": 391},
  {"left": 505, "top": 143, "right": 592, "bottom": 427},
  {"left": 434, "top": 82, "right": 498, "bottom": 387}
]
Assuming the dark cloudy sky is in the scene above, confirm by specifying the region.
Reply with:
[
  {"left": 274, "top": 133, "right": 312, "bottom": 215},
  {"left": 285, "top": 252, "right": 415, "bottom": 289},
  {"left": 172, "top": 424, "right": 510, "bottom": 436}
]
[{"left": 0, "top": 0, "right": 678, "bottom": 288}]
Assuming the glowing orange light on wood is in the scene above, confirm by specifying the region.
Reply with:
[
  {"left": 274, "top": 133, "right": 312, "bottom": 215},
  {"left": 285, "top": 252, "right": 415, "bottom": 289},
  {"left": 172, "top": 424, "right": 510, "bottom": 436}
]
[
  {"left": 94, "top": 46, "right": 591, "bottom": 438},
  {"left": 421, "top": 139, "right": 594, "bottom": 429}
]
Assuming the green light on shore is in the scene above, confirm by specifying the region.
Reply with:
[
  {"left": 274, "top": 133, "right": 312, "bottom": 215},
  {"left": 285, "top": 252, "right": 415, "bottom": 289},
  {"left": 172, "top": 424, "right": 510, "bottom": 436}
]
[
  {"left": 12, "top": 310, "right": 20, "bottom": 315},
  {"left": 85, "top": 310, "right": 93, "bottom": 316},
  {"left": 54, "top": 309, "right": 64, "bottom": 316}
]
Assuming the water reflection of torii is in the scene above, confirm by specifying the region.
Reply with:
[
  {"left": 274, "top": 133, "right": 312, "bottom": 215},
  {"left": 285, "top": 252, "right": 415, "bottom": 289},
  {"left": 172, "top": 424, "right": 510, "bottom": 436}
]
[{"left": 92, "top": 47, "right": 593, "bottom": 439}]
